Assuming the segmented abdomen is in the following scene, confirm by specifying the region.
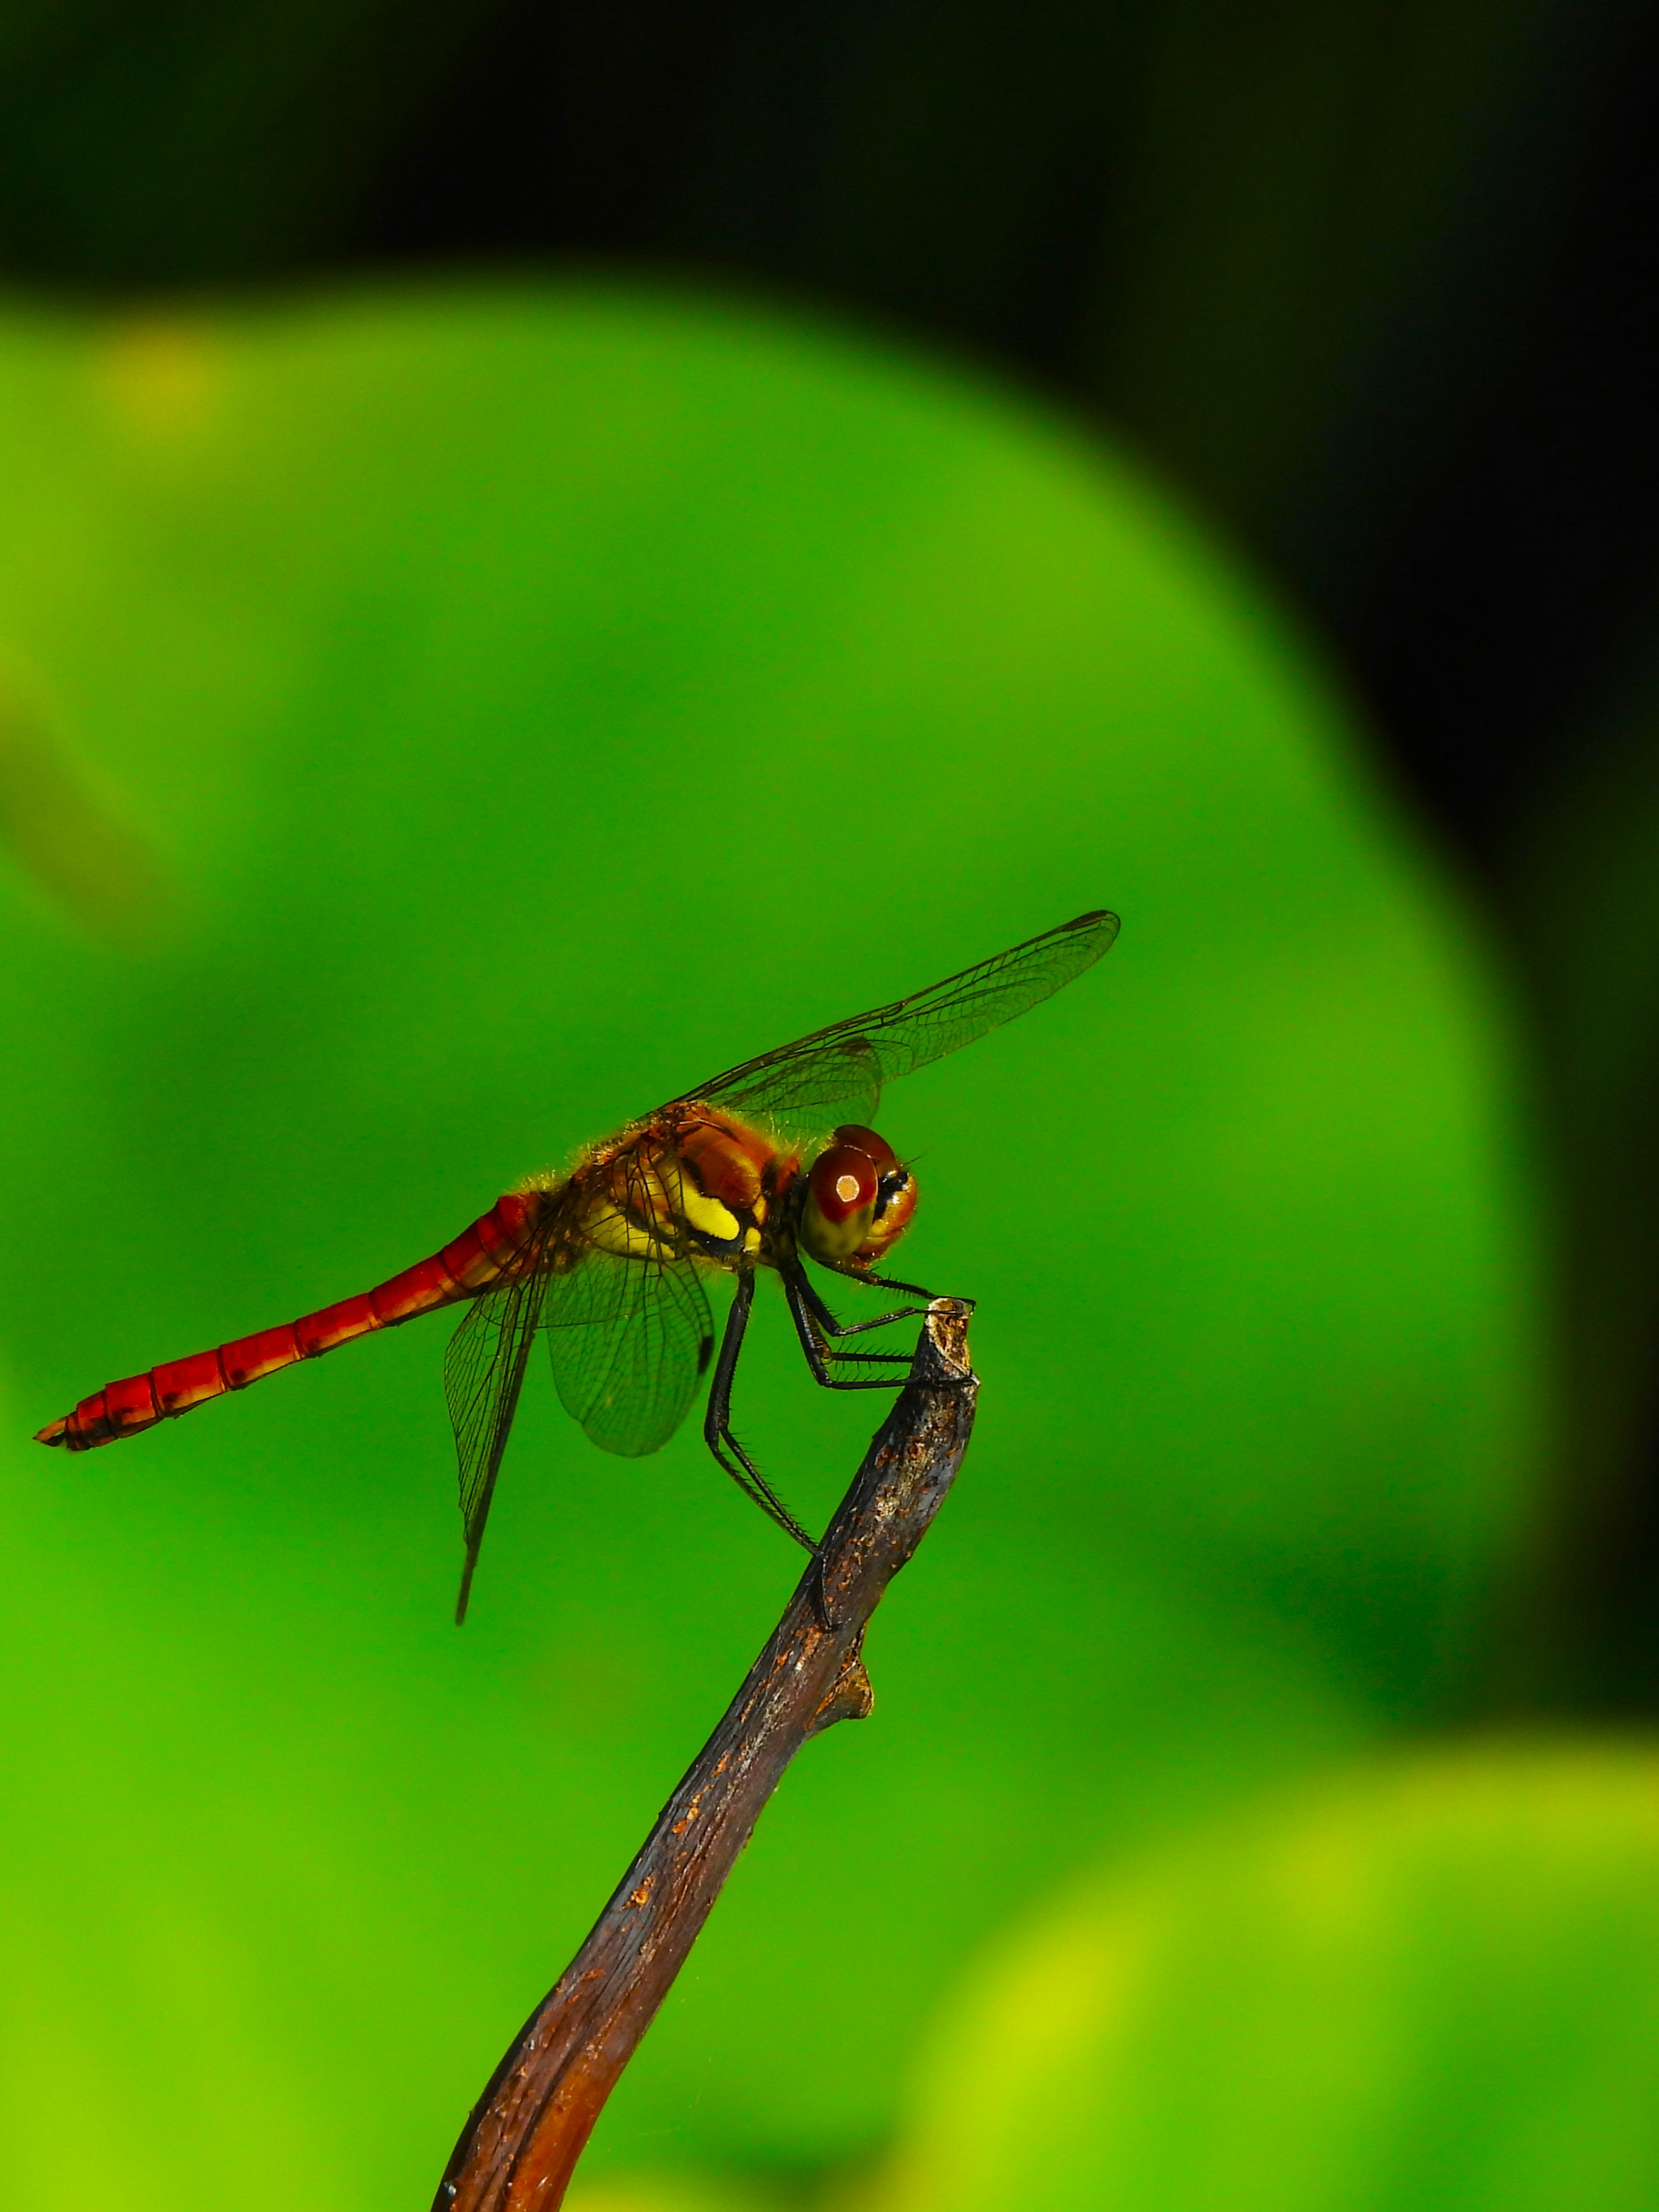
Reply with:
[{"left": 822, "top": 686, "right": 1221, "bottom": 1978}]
[{"left": 35, "top": 1191, "right": 541, "bottom": 1452}]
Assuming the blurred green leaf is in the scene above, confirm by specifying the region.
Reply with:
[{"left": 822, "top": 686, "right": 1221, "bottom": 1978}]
[
  {"left": 0, "top": 650, "right": 169, "bottom": 943},
  {"left": 0, "top": 283, "right": 1540, "bottom": 2198},
  {"left": 565, "top": 2179, "right": 781, "bottom": 2212},
  {"left": 876, "top": 1740, "right": 1659, "bottom": 2212}
]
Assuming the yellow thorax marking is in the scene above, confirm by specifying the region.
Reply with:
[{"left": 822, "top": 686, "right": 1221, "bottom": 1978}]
[
  {"left": 656, "top": 1149, "right": 743, "bottom": 1246},
  {"left": 582, "top": 1200, "right": 672, "bottom": 1260}
]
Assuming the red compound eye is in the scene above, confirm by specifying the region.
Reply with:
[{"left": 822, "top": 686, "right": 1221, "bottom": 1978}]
[
  {"left": 833, "top": 1124, "right": 897, "bottom": 1171},
  {"left": 809, "top": 1144, "right": 880, "bottom": 1223}
]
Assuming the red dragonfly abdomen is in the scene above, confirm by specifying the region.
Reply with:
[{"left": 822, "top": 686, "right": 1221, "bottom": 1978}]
[{"left": 35, "top": 1192, "right": 542, "bottom": 1452}]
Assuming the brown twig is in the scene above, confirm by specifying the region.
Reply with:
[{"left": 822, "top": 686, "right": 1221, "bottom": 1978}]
[{"left": 433, "top": 1298, "right": 978, "bottom": 2211}]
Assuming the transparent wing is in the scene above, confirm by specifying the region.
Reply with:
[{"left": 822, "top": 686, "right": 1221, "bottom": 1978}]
[
  {"left": 444, "top": 1259, "right": 551, "bottom": 1624},
  {"left": 687, "top": 908, "right": 1118, "bottom": 1134},
  {"left": 544, "top": 1246, "right": 715, "bottom": 1458}
]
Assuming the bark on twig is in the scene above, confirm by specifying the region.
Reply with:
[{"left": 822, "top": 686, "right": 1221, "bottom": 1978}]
[{"left": 433, "top": 1298, "right": 978, "bottom": 2212}]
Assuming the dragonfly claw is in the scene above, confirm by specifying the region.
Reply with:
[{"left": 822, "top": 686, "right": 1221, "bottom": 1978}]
[{"left": 808, "top": 1549, "right": 835, "bottom": 1634}]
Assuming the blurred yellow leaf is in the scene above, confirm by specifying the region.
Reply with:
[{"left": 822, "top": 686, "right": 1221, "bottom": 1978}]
[{"left": 877, "top": 1742, "right": 1659, "bottom": 2212}]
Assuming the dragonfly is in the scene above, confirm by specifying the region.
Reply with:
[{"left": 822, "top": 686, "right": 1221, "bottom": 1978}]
[{"left": 37, "top": 908, "right": 1118, "bottom": 1619}]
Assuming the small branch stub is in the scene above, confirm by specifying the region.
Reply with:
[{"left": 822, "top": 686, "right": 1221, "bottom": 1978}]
[
  {"left": 808, "top": 1650, "right": 875, "bottom": 1734},
  {"left": 433, "top": 1298, "right": 977, "bottom": 2212}
]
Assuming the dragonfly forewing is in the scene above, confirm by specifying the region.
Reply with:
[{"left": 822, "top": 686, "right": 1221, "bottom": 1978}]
[{"left": 693, "top": 909, "right": 1117, "bottom": 1135}]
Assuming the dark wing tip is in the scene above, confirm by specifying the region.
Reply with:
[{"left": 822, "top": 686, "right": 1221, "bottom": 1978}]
[
  {"left": 1066, "top": 908, "right": 1121, "bottom": 941},
  {"left": 454, "top": 1537, "right": 485, "bottom": 1625}
]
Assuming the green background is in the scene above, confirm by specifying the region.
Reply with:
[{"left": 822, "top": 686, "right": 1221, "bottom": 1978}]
[{"left": 0, "top": 286, "right": 1543, "bottom": 2204}]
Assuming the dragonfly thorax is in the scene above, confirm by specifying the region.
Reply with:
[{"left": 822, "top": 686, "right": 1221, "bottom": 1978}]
[{"left": 571, "top": 1108, "right": 778, "bottom": 1269}]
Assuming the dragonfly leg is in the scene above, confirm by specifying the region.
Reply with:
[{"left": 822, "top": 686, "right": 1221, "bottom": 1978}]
[
  {"left": 782, "top": 1260, "right": 915, "bottom": 1392},
  {"left": 835, "top": 1262, "right": 975, "bottom": 1309},
  {"left": 704, "top": 1271, "right": 818, "bottom": 1554},
  {"left": 791, "top": 1259, "right": 928, "bottom": 1343},
  {"left": 807, "top": 1548, "right": 835, "bottom": 1635}
]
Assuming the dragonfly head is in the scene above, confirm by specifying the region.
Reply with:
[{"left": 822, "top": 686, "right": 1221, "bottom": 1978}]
[{"left": 798, "top": 1124, "right": 917, "bottom": 1266}]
